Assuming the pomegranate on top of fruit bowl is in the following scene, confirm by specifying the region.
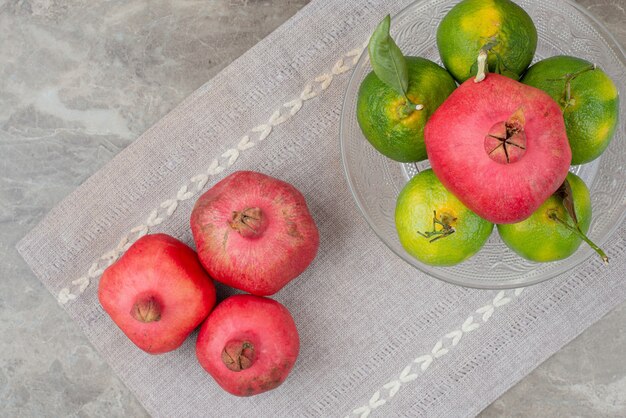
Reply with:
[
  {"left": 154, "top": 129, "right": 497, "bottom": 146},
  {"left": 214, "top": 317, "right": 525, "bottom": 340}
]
[
  {"left": 424, "top": 74, "right": 571, "bottom": 225},
  {"left": 339, "top": 0, "right": 626, "bottom": 288}
]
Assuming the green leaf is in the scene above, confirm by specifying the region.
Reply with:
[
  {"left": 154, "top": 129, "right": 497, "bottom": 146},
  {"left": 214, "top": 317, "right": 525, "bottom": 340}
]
[
  {"left": 469, "top": 60, "right": 478, "bottom": 78},
  {"left": 554, "top": 179, "right": 579, "bottom": 226},
  {"left": 368, "top": 15, "right": 409, "bottom": 97},
  {"left": 492, "top": 51, "right": 519, "bottom": 80}
]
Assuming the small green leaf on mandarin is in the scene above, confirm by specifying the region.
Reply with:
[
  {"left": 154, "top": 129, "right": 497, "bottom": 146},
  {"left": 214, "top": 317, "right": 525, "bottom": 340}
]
[
  {"left": 555, "top": 178, "right": 579, "bottom": 226},
  {"left": 368, "top": 15, "right": 409, "bottom": 98}
]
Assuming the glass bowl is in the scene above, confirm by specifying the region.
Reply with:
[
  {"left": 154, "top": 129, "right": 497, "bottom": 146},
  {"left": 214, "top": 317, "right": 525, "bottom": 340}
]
[{"left": 340, "top": 0, "right": 626, "bottom": 288}]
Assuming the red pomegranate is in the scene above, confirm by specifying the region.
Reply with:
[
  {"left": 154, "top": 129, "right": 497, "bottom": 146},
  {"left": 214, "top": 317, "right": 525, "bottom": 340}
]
[
  {"left": 424, "top": 73, "right": 571, "bottom": 224},
  {"left": 196, "top": 294, "right": 300, "bottom": 396},
  {"left": 98, "top": 234, "right": 216, "bottom": 354},
  {"left": 190, "top": 171, "right": 319, "bottom": 296}
]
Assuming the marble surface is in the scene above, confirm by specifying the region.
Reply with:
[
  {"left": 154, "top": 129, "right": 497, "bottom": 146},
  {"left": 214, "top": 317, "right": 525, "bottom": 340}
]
[{"left": 0, "top": 0, "right": 624, "bottom": 416}]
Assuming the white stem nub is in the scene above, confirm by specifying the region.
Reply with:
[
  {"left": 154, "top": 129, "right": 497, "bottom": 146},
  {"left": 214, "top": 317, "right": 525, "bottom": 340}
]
[
  {"left": 474, "top": 49, "right": 488, "bottom": 83},
  {"left": 415, "top": 104, "right": 424, "bottom": 110}
]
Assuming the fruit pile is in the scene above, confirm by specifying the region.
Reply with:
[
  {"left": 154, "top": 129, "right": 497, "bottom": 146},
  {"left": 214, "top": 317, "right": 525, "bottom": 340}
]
[
  {"left": 99, "top": 171, "right": 319, "bottom": 396},
  {"left": 357, "top": 0, "right": 618, "bottom": 266}
]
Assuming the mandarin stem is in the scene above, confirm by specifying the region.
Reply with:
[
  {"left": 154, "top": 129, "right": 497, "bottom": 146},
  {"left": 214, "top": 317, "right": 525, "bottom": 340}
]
[
  {"left": 549, "top": 213, "right": 609, "bottom": 264},
  {"left": 417, "top": 210, "right": 456, "bottom": 243},
  {"left": 474, "top": 49, "right": 489, "bottom": 83}
]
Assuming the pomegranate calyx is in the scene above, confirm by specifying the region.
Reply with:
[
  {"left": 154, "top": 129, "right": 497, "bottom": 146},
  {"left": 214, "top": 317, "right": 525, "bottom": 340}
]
[
  {"left": 222, "top": 340, "right": 255, "bottom": 372},
  {"left": 484, "top": 108, "right": 527, "bottom": 164},
  {"left": 229, "top": 207, "right": 267, "bottom": 238},
  {"left": 130, "top": 296, "right": 161, "bottom": 323}
]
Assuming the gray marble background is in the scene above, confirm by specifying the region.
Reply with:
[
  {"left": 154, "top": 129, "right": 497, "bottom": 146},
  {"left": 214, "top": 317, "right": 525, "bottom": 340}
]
[{"left": 1, "top": 0, "right": 624, "bottom": 416}]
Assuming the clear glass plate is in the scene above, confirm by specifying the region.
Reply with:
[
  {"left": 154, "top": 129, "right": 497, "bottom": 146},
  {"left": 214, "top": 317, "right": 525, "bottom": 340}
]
[{"left": 340, "top": 0, "right": 626, "bottom": 288}]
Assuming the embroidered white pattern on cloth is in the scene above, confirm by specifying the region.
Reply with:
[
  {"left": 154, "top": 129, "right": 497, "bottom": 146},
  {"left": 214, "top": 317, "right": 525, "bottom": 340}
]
[
  {"left": 56, "top": 42, "right": 368, "bottom": 304},
  {"left": 348, "top": 288, "right": 525, "bottom": 418}
]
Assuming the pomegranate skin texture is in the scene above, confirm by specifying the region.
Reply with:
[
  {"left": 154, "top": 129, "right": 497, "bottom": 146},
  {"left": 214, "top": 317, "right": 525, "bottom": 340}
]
[
  {"left": 424, "top": 73, "right": 572, "bottom": 224},
  {"left": 190, "top": 171, "right": 319, "bottom": 296},
  {"left": 98, "top": 234, "right": 216, "bottom": 354},
  {"left": 196, "top": 294, "right": 300, "bottom": 397}
]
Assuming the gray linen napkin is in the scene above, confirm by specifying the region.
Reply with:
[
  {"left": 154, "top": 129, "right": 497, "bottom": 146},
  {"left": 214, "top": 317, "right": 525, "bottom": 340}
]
[{"left": 17, "top": 0, "right": 626, "bottom": 416}]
